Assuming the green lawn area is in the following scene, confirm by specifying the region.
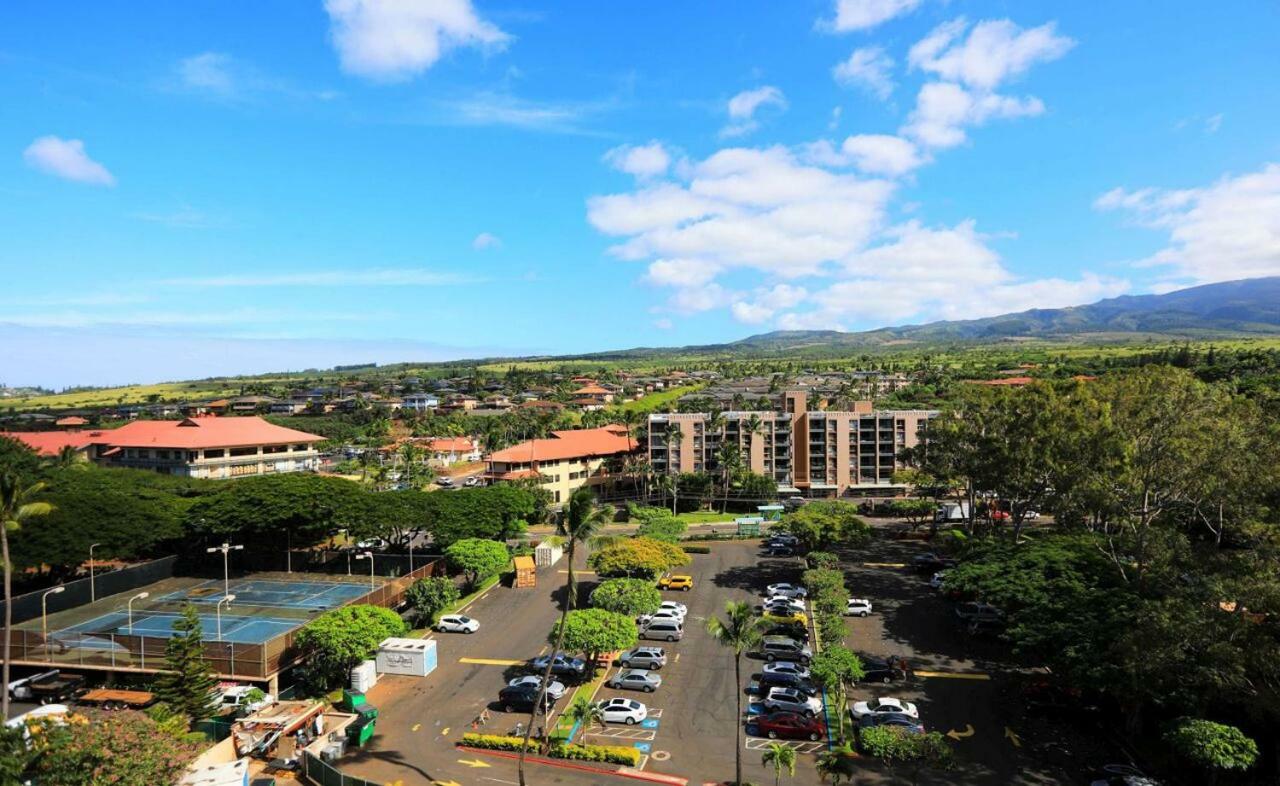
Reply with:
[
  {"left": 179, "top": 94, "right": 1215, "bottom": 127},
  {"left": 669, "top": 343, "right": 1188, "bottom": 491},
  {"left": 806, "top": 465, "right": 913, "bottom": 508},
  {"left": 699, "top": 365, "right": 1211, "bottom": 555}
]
[
  {"left": 673, "top": 510, "right": 736, "bottom": 524},
  {"left": 614, "top": 382, "right": 708, "bottom": 414}
]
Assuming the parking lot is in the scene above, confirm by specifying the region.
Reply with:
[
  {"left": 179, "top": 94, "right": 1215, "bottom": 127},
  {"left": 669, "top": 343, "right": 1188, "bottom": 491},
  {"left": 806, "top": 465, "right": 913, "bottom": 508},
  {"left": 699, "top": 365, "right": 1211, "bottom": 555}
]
[{"left": 340, "top": 532, "right": 1095, "bottom": 786}]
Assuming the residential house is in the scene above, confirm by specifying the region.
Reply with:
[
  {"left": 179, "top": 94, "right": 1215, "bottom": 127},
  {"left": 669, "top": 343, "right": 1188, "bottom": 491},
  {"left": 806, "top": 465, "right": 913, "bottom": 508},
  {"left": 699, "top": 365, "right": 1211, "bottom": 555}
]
[{"left": 486, "top": 424, "right": 638, "bottom": 505}]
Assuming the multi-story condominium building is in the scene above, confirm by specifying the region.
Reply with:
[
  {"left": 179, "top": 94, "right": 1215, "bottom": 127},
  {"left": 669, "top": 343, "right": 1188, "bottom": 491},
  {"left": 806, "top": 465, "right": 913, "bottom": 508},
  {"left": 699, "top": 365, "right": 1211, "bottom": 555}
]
[
  {"left": 647, "top": 391, "right": 937, "bottom": 497},
  {"left": 3, "top": 416, "right": 323, "bottom": 479},
  {"left": 485, "top": 424, "right": 638, "bottom": 504}
]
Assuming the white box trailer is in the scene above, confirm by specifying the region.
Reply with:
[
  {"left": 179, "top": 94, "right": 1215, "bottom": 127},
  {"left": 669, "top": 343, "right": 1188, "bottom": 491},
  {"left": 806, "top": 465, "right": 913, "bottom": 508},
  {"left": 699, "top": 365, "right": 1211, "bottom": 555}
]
[
  {"left": 349, "top": 659, "right": 378, "bottom": 693},
  {"left": 376, "top": 637, "right": 438, "bottom": 677},
  {"left": 534, "top": 540, "right": 563, "bottom": 567}
]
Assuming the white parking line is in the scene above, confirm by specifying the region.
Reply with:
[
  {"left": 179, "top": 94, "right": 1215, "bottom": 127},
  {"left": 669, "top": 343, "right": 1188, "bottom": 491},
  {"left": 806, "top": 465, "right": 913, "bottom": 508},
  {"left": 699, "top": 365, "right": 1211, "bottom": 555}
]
[{"left": 743, "top": 738, "right": 824, "bottom": 754}]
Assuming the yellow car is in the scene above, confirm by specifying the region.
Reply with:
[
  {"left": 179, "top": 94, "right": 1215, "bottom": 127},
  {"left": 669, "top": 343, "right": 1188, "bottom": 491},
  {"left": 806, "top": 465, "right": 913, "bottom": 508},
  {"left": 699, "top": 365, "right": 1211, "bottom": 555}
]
[
  {"left": 658, "top": 574, "right": 694, "bottom": 591},
  {"left": 763, "top": 611, "right": 808, "bottom": 626}
]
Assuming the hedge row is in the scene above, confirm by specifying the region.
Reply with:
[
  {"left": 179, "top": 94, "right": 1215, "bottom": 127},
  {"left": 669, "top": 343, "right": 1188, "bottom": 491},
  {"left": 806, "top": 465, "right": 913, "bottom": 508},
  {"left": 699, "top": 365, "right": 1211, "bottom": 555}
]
[
  {"left": 458, "top": 734, "right": 641, "bottom": 767},
  {"left": 682, "top": 545, "right": 711, "bottom": 554}
]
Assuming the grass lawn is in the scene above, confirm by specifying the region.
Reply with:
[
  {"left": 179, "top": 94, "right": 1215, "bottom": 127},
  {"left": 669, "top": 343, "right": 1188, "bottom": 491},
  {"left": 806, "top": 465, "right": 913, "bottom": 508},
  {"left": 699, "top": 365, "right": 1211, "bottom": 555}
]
[
  {"left": 673, "top": 510, "right": 737, "bottom": 524},
  {"left": 613, "top": 382, "right": 708, "bottom": 414}
]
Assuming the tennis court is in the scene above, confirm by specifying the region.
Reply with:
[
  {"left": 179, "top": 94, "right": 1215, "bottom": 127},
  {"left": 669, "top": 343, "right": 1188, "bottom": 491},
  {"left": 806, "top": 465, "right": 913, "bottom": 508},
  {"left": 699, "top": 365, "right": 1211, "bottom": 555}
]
[
  {"left": 52, "top": 609, "right": 298, "bottom": 645},
  {"left": 155, "top": 577, "right": 373, "bottom": 611}
]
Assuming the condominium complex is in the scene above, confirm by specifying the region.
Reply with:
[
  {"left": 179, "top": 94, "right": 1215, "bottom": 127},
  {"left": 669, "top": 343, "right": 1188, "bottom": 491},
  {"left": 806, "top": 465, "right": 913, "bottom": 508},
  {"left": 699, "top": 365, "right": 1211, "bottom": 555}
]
[
  {"left": 485, "top": 424, "right": 638, "bottom": 504},
  {"left": 647, "top": 391, "right": 937, "bottom": 497}
]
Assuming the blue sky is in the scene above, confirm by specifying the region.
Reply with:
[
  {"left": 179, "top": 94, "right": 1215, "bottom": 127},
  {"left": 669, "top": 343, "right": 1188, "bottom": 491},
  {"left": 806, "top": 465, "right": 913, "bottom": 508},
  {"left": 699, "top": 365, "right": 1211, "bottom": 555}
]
[{"left": 3, "top": 0, "right": 1279, "bottom": 387}]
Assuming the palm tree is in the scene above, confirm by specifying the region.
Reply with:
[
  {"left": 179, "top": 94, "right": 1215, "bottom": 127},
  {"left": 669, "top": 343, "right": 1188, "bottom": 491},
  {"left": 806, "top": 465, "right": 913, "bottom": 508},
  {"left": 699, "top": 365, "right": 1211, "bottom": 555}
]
[
  {"left": 816, "top": 744, "right": 858, "bottom": 784},
  {"left": 706, "top": 601, "right": 764, "bottom": 786},
  {"left": 762, "top": 742, "right": 797, "bottom": 786},
  {"left": 665, "top": 423, "right": 684, "bottom": 514},
  {"left": 517, "top": 488, "right": 613, "bottom": 785},
  {"left": 716, "top": 444, "right": 744, "bottom": 514},
  {"left": 564, "top": 695, "right": 607, "bottom": 738},
  {"left": 51, "top": 445, "right": 83, "bottom": 471},
  {"left": 1, "top": 473, "right": 54, "bottom": 720}
]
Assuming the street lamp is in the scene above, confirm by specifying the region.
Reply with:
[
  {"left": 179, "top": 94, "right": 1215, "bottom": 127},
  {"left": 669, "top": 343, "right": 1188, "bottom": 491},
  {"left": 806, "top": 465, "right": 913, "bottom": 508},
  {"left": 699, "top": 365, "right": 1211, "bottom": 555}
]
[
  {"left": 89, "top": 543, "right": 102, "bottom": 602},
  {"left": 41, "top": 586, "right": 65, "bottom": 651},
  {"left": 206, "top": 542, "right": 244, "bottom": 597},
  {"left": 354, "top": 551, "right": 376, "bottom": 589},
  {"left": 127, "top": 591, "right": 150, "bottom": 634},
  {"left": 215, "top": 594, "right": 237, "bottom": 640}
]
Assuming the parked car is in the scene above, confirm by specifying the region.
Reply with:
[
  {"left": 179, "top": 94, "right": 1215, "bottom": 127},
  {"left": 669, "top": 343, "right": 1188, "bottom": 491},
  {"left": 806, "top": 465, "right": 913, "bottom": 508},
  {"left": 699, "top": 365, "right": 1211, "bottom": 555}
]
[
  {"left": 657, "top": 574, "right": 694, "bottom": 591},
  {"left": 762, "top": 623, "right": 808, "bottom": 642},
  {"left": 217, "top": 684, "right": 275, "bottom": 715},
  {"left": 355, "top": 537, "right": 387, "bottom": 550},
  {"left": 762, "top": 610, "right": 808, "bottom": 627},
  {"left": 845, "top": 598, "right": 873, "bottom": 617},
  {"left": 529, "top": 654, "right": 587, "bottom": 678},
  {"left": 764, "top": 545, "right": 795, "bottom": 557},
  {"left": 1090, "top": 765, "right": 1162, "bottom": 786},
  {"left": 857, "top": 712, "right": 924, "bottom": 735},
  {"left": 765, "top": 583, "right": 808, "bottom": 599},
  {"left": 463, "top": 476, "right": 481, "bottom": 487},
  {"left": 758, "top": 671, "right": 819, "bottom": 697},
  {"left": 860, "top": 656, "right": 909, "bottom": 684},
  {"left": 850, "top": 697, "right": 919, "bottom": 720},
  {"left": 955, "top": 602, "right": 1005, "bottom": 624},
  {"left": 928, "top": 571, "right": 947, "bottom": 589},
  {"left": 436, "top": 614, "right": 480, "bottom": 634},
  {"left": 639, "top": 619, "right": 684, "bottom": 642},
  {"left": 618, "top": 647, "right": 667, "bottom": 670},
  {"left": 753, "top": 711, "right": 825, "bottom": 741},
  {"left": 762, "top": 661, "right": 811, "bottom": 680},
  {"left": 636, "top": 609, "right": 684, "bottom": 627},
  {"left": 436, "top": 477, "right": 454, "bottom": 487},
  {"left": 761, "top": 687, "right": 822, "bottom": 717},
  {"left": 767, "top": 533, "right": 799, "bottom": 546},
  {"left": 608, "top": 669, "right": 662, "bottom": 693},
  {"left": 912, "top": 552, "right": 957, "bottom": 573},
  {"left": 760, "top": 637, "right": 813, "bottom": 664},
  {"left": 596, "top": 697, "right": 648, "bottom": 725},
  {"left": 760, "top": 597, "right": 806, "bottom": 613},
  {"left": 657, "top": 601, "right": 687, "bottom": 616},
  {"left": 506, "top": 675, "right": 566, "bottom": 701},
  {"left": 498, "top": 682, "right": 557, "bottom": 714}
]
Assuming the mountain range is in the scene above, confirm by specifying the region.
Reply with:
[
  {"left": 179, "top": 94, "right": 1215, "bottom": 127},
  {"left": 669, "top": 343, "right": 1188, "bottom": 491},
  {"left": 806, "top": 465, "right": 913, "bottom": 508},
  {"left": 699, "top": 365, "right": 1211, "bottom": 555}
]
[{"left": 566, "top": 277, "right": 1280, "bottom": 360}]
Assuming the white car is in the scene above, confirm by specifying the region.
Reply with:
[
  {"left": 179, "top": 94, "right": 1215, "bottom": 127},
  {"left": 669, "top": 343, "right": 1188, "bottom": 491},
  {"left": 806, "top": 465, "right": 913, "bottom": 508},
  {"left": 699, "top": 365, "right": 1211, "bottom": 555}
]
[
  {"left": 850, "top": 697, "right": 919, "bottom": 720},
  {"left": 506, "top": 675, "right": 567, "bottom": 701},
  {"left": 762, "top": 661, "right": 811, "bottom": 680},
  {"left": 658, "top": 601, "right": 687, "bottom": 616},
  {"left": 597, "top": 697, "right": 648, "bottom": 725},
  {"left": 637, "top": 609, "right": 685, "bottom": 627},
  {"left": 845, "top": 598, "right": 873, "bottom": 617},
  {"left": 762, "top": 596, "right": 806, "bottom": 613},
  {"left": 355, "top": 537, "right": 388, "bottom": 550},
  {"left": 766, "top": 583, "right": 808, "bottom": 599},
  {"left": 437, "top": 614, "right": 480, "bottom": 634},
  {"left": 929, "top": 571, "right": 947, "bottom": 589}
]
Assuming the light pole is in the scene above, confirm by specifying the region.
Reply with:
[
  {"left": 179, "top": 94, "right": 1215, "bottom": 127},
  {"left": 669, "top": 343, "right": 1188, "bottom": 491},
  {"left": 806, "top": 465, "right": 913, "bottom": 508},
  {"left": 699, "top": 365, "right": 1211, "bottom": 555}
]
[
  {"left": 408, "top": 537, "right": 415, "bottom": 573},
  {"left": 89, "top": 543, "right": 101, "bottom": 602},
  {"left": 355, "top": 551, "right": 375, "bottom": 589},
  {"left": 215, "top": 594, "right": 237, "bottom": 640},
  {"left": 127, "top": 591, "right": 150, "bottom": 634},
  {"left": 206, "top": 542, "right": 244, "bottom": 597},
  {"left": 41, "top": 586, "right": 66, "bottom": 651}
]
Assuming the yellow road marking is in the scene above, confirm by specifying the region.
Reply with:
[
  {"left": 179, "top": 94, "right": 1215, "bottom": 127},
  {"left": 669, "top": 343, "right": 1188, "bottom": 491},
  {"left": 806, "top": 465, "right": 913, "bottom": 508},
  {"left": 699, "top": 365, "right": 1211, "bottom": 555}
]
[
  {"left": 459, "top": 657, "right": 524, "bottom": 666},
  {"left": 411, "top": 723, "right": 421, "bottom": 732},
  {"left": 674, "top": 653, "right": 681, "bottom": 663},
  {"left": 458, "top": 757, "right": 491, "bottom": 768},
  {"left": 862, "top": 562, "right": 907, "bottom": 568},
  {"left": 946, "top": 724, "right": 976, "bottom": 740},
  {"left": 441, "top": 726, "right": 449, "bottom": 736},
  {"left": 538, "top": 645, "right": 548, "bottom": 656},
  {"left": 434, "top": 781, "right": 462, "bottom": 786},
  {"left": 916, "top": 670, "right": 991, "bottom": 680},
  {"left": 1004, "top": 726, "right": 1021, "bottom": 747},
  {"left": 557, "top": 570, "right": 596, "bottom": 574}
]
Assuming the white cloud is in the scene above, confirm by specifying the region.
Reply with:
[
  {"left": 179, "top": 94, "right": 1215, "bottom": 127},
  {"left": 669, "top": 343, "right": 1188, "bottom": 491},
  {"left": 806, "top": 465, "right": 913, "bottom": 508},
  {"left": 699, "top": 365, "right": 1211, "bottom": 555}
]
[
  {"left": 731, "top": 301, "right": 775, "bottom": 325},
  {"left": 324, "top": 0, "right": 511, "bottom": 81},
  {"left": 161, "top": 269, "right": 481, "bottom": 287},
  {"left": 840, "top": 134, "right": 925, "bottom": 176},
  {"left": 178, "top": 52, "right": 236, "bottom": 96},
  {"left": 440, "top": 92, "right": 599, "bottom": 134},
  {"left": 1095, "top": 163, "right": 1280, "bottom": 285},
  {"left": 832, "top": 47, "right": 895, "bottom": 100},
  {"left": 731, "top": 284, "right": 810, "bottom": 325},
  {"left": 472, "top": 232, "right": 502, "bottom": 250},
  {"left": 722, "top": 86, "right": 787, "bottom": 138},
  {"left": 645, "top": 258, "right": 722, "bottom": 288},
  {"left": 604, "top": 142, "right": 672, "bottom": 178},
  {"left": 23, "top": 136, "right": 115, "bottom": 186},
  {"left": 133, "top": 205, "right": 214, "bottom": 229},
  {"left": 653, "top": 318, "right": 673, "bottom": 330},
  {"left": 1205, "top": 113, "right": 1224, "bottom": 133},
  {"left": 823, "top": 0, "right": 922, "bottom": 32},
  {"left": 902, "top": 81, "right": 1044, "bottom": 149},
  {"left": 908, "top": 18, "right": 1074, "bottom": 91}
]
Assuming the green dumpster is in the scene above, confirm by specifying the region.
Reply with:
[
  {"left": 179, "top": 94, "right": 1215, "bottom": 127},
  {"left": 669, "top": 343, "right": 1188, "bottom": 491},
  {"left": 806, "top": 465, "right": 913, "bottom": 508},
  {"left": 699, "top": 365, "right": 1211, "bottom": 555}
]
[
  {"left": 340, "top": 689, "right": 366, "bottom": 712},
  {"left": 345, "top": 705, "right": 379, "bottom": 748}
]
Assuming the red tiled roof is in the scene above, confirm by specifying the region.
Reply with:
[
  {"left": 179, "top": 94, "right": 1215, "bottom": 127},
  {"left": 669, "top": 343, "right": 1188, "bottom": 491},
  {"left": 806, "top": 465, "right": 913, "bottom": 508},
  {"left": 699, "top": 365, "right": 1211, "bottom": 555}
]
[
  {"left": 969, "top": 377, "right": 1034, "bottom": 386},
  {"left": 488, "top": 425, "right": 637, "bottom": 463},
  {"left": 0, "top": 431, "right": 101, "bottom": 456},
  {"left": 55, "top": 416, "right": 88, "bottom": 427},
  {"left": 572, "top": 384, "right": 610, "bottom": 395},
  {"left": 427, "top": 437, "right": 477, "bottom": 453},
  {"left": 102, "top": 416, "right": 322, "bottom": 449}
]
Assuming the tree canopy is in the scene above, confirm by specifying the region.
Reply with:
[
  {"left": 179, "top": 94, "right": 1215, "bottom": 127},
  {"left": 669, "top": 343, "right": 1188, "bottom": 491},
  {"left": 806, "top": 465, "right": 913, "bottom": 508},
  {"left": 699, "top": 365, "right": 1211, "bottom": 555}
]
[
  {"left": 589, "top": 578, "right": 662, "bottom": 616},
  {"left": 588, "top": 536, "right": 690, "bottom": 579},
  {"left": 549, "top": 608, "right": 638, "bottom": 667},
  {"left": 776, "top": 501, "right": 871, "bottom": 551},
  {"left": 444, "top": 538, "right": 511, "bottom": 590},
  {"left": 295, "top": 604, "right": 408, "bottom": 690}
]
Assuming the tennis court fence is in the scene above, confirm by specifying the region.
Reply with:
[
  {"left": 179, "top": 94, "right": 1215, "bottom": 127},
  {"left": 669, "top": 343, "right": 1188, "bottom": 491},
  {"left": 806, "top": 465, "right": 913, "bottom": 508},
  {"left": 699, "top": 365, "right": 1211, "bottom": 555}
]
[
  {"left": 1, "top": 555, "right": 178, "bottom": 625},
  {"left": 5, "top": 558, "right": 444, "bottom": 680}
]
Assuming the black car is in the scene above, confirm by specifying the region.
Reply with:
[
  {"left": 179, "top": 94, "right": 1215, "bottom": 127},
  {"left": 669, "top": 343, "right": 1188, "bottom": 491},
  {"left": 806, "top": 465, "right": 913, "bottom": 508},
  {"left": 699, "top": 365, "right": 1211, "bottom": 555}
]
[
  {"left": 758, "top": 671, "right": 820, "bottom": 697},
  {"left": 912, "top": 552, "right": 957, "bottom": 573},
  {"left": 529, "top": 654, "right": 587, "bottom": 680},
  {"left": 857, "top": 712, "right": 924, "bottom": 734},
  {"left": 859, "top": 656, "right": 909, "bottom": 684},
  {"left": 762, "top": 623, "right": 808, "bottom": 642},
  {"left": 497, "top": 683, "right": 557, "bottom": 714}
]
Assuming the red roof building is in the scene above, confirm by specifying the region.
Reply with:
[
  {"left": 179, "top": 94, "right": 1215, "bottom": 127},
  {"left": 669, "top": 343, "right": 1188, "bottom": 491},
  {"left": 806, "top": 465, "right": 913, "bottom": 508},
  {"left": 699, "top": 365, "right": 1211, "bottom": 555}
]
[{"left": 486, "top": 425, "right": 637, "bottom": 504}]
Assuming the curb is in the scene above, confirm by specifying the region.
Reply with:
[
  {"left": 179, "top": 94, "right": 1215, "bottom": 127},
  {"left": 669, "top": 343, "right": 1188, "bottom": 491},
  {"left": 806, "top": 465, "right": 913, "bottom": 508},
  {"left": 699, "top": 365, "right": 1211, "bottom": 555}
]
[{"left": 455, "top": 746, "right": 689, "bottom": 785}]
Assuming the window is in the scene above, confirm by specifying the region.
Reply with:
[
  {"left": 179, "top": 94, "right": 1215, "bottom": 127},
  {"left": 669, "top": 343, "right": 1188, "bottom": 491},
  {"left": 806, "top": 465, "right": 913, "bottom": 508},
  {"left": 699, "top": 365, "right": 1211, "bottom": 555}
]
[
  {"left": 204, "top": 449, "right": 225, "bottom": 459},
  {"left": 263, "top": 444, "right": 287, "bottom": 454},
  {"left": 229, "top": 446, "right": 258, "bottom": 457}
]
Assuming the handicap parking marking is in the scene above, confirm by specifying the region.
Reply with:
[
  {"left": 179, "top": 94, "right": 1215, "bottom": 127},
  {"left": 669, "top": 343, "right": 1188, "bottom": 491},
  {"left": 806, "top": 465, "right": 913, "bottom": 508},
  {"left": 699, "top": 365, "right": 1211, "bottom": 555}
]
[
  {"left": 746, "top": 701, "right": 765, "bottom": 716},
  {"left": 583, "top": 727, "right": 657, "bottom": 742},
  {"left": 642, "top": 718, "right": 659, "bottom": 729},
  {"left": 634, "top": 742, "right": 652, "bottom": 753}
]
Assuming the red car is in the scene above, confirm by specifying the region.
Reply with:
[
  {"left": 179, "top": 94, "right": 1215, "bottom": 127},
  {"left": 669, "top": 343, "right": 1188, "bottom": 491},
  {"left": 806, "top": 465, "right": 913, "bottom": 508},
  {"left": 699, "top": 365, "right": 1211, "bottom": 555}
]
[{"left": 753, "top": 711, "right": 826, "bottom": 741}]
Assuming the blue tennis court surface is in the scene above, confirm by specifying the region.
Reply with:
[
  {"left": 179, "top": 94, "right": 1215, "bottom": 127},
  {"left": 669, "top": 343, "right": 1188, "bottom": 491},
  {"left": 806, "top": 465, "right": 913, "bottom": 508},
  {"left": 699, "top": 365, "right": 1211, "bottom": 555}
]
[
  {"left": 157, "top": 578, "right": 373, "bottom": 610},
  {"left": 53, "top": 610, "right": 298, "bottom": 645}
]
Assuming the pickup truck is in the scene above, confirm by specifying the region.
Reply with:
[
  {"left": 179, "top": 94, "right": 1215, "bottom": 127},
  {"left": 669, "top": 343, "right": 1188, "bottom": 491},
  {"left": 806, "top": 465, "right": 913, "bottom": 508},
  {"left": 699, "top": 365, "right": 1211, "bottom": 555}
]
[
  {"left": 22, "top": 672, "right": 86, "bottom": 705},
  {"left": 77, "top": 688, "right": 156, "bottom": 711}
]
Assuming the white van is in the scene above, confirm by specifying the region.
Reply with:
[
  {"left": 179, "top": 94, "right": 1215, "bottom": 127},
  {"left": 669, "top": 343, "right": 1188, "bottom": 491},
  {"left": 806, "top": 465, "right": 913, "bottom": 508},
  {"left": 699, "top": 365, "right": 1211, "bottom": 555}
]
[{"left": 640, "top": 619, "right": 683, "bottom": 642}]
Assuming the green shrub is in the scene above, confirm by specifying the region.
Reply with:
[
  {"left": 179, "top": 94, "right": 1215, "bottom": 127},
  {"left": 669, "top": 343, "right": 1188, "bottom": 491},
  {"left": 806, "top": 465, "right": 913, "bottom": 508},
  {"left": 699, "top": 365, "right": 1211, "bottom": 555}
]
[
  {"left": 590, "top": 578, "right": 662, "bottom": 615},
  {"left": 636, "top": 516, "right": 687, "bottom": 543},
  {"left": 858, "top": 725, "right": 899, "bottom": 756},
  {"left": 806, "top": 551, "right": 839, "bottom": 570},
  {"left": 682, "top": 545, "right": 711, "bottom": 554},
  {"left": 817, "top": 612, "right": 846, "bottom": 648},
  {"left": 550, "top": 742, "right": 642, "bottom": 766},
  {"left": 459, "top": 733, "right": 540, "bottom": 753}
]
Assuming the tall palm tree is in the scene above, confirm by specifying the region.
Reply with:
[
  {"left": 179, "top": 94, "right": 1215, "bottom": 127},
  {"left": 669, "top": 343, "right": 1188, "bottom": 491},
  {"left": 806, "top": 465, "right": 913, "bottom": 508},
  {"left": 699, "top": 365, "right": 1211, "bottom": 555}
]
[
  {"left": 1, "top": 473, "right": 54, "bottom": 721},
  {"left": 762, "top": 742, "right": 797, "bottom": 786},
  {"left": 517, "top": 488, "right": 613, "bottom": 785},
  {"left": 564, "top": 694, "right": 607, "bottom": 737},
  {"left": 665, "top": 423, "right": 684, "bottom": 514},
  {"left": 706, "top": 601, "right": 764, "bottom": 786},
  {"left": 716, "top": 445, "right": 744, "bottom": 513},
  {"left": 705, "top": 411, "right": 726, "bottom": 471}
]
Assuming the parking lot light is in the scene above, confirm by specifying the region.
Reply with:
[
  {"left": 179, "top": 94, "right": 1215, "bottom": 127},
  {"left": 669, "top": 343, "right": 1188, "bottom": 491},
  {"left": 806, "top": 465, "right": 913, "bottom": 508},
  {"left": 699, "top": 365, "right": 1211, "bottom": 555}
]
[
  {"left": 41, "top": 586, "right": 66, "bottom": 650},
  {"left": 355, "top": 551, "right": 376, "bottom": 589}
]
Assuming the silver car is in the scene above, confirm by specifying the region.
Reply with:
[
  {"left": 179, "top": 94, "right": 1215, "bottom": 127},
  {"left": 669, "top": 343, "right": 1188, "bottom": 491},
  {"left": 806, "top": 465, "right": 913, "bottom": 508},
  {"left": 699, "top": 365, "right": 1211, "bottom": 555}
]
[
  {"left": 608, "top": 669, "right": 662, "bottom": 693},
  {"left": 506, "top": 675, "right": 567, "bottom": 701},
  {"left": 618, "top": 647, "right": 667, "bottom": 670}
]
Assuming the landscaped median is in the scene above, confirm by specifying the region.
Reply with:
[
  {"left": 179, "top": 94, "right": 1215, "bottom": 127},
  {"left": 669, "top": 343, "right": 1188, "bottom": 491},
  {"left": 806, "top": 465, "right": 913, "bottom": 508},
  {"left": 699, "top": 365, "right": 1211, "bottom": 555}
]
[{"left": 459, "top": 733, "right": 641, "bottom": 766}]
